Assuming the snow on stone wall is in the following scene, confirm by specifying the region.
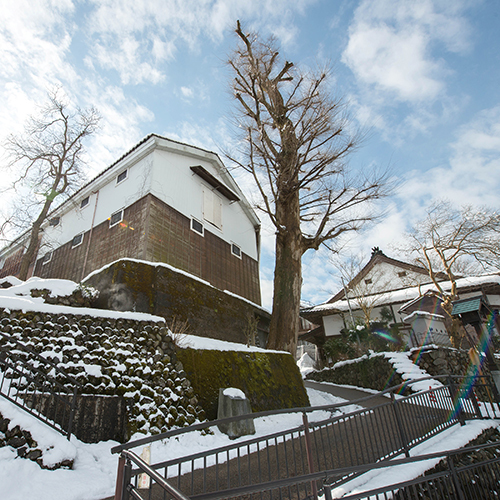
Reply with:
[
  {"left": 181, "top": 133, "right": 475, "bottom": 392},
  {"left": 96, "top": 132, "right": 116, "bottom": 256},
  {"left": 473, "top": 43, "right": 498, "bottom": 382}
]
[{"left": 0, "top": 308, "right": 205, "bottom": 440}]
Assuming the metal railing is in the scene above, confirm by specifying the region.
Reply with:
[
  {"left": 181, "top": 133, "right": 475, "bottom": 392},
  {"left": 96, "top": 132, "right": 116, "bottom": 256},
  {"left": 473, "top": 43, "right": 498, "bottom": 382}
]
[
  {"left": 181, "top": 440, "right": 500, "bottom": 500},
  {"left": 113, "top": 374, "right": 500, "bottom": 500},
  {"left": 116, "top": 450, "right": 192, "bottom": 500},
  {"left": 0, "top": 330, "right": 81, "bottom": 440}
]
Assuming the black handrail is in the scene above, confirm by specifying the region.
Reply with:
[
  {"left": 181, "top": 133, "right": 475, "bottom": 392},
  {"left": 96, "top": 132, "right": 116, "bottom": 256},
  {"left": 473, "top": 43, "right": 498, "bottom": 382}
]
[
  {"left": 113, "top": 374, "right": 500, "bottom": 500},
  {"left": 117, "top": 449, "right": 192, "bottom": 500},
  {"left": 0, "top": 330, "right": 81, "bottom": 439},
  {"left": 112, "top": 373, "right": 498, "bottom": 454},
  {"left": 187, "top": 440, "right": 500, "bottom": 500}
]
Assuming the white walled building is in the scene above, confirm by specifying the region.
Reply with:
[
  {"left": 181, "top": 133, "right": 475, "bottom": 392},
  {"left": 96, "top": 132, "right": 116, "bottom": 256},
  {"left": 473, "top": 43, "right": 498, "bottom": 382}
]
[
  {"left": 0, "top": 134, "right": 262, "bottom": 304},
  {"left": 301, "top": 249, "right": 500, "bottom": 350}
]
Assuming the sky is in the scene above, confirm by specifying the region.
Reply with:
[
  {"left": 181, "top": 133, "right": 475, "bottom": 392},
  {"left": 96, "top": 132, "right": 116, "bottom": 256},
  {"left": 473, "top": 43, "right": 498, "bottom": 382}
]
[{"left": 1, "top": 0, "right": 500, "bottom": 310}]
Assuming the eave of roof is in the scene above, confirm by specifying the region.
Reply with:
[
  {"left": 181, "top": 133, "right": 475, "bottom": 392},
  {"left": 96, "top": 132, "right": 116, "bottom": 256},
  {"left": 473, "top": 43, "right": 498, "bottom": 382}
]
[
  {"left": 1, "top": 134, "right": 260, "bottom": 252},
  {"left": 302, "top": 274, "right": 500, "bottom": 320},
  {"left": 326, "top": 252, "right": 445, "bottom": 304}
]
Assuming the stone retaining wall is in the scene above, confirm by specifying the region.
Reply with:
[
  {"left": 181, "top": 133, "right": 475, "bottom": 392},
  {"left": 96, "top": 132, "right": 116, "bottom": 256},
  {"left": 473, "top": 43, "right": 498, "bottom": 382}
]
[
  {"left": 305, "top": 353, "right": 406, "bottom": 392},
  {"left": 0, "top": 411, "right": 73, "bottom": 469},
  {"left": 410, "top": 346, "right": 483, "bottom": 377},
  {"left": 0, "top": 308, "right": 204, "bottom": 441},
  {"left": 84, "top": 259, "right": 271, "bottom": 346}
]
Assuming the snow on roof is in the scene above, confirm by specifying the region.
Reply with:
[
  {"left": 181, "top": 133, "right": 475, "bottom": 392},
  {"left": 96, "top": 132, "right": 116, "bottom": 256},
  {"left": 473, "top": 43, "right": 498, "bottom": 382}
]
[
  {"left": 402, "top": 310, "right": 446, "bottom": 323},
  {"left": 306, "top": 274, "right": 500, "bottom": 315}
]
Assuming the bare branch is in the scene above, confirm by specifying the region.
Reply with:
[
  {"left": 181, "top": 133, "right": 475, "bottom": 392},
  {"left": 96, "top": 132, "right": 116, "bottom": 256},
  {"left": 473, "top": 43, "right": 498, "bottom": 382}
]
[
  {"left": 399, "top": 200, "right": 500, "bottom": 319},
  {"left": 227, "top": 22, "right": 390, "bottom": 352},
  {"left": 1, "top": 88, "right": 100, "bottom": 280}
]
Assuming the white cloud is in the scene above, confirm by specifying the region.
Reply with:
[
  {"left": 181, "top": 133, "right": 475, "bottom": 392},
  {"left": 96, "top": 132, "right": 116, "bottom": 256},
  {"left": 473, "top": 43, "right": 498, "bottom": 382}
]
[
  {"left": 0, "top": 0, "right": 76, "bottom": 85},
  {"left": 395, "top": 105, "right": 500, "bottom": 213},
  {"left": 85, "top": 0, "right": 319, "bottom": 84},
  {"left": 343, "top": 0, "right": 471, "bottom": 103},
  {"left": 0, "top": 0, "right": 159, "bottom": 181},
  {"left": 0, "top": 0, "right": 79, "bottom": 146},
  {"left": 180, "top": 86, "right": 194, "bottom": 99},
  {"left": 301, "top": 246, "right": 339, "bottom": 305},
  {"left": 349, "top": 26, "right": 444, "bottom": 101},
  {"left": 90, "top": 36, "right": 165, "bottom": 85},
  {"left": 80, "top": 83, "right": 155, "bottom": 176}
]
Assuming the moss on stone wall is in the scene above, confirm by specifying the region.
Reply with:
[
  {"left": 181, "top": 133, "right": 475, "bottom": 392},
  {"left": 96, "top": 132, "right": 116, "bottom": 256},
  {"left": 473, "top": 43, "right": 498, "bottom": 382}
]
[
  {"left": 84, "top": 259, "right": 270, "bottom": 345},
  {"left": 306, "top": 354, "right": 405, "bottom": 392},
  {"left": 177, "top": 347, "right": 310, "bottom": 421}
]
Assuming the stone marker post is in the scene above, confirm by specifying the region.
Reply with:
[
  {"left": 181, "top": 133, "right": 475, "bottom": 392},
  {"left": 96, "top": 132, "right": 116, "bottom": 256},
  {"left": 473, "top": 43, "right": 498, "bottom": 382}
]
[{"left": 217, "top": 388, "right": 255, "bottom": 439}]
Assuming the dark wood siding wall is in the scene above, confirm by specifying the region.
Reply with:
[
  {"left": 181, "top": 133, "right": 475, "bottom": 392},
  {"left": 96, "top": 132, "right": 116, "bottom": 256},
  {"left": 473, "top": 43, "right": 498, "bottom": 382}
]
[
  {"left": 145, "top": 195, "right": 261, "bottom": 305},
  {"left": 30, "top": 194, "right": 261, "bottom": 305},
  {"left": 0, "top": 247, "right": 27, "bottom": 279},
  {"left": 33, "top": 197, "right": 150, "bottom": 282}
]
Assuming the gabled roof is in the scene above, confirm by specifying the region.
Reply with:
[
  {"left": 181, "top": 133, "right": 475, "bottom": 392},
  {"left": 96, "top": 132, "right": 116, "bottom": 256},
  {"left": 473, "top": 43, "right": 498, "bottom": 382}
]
[
  {"left": 301, "top": 273, "right": 500, "bottom": 325},
  {"left": 398, "top": 289, "right": 444, "bottom": 315},
  {"left": 59, "top": 133, "right": 255, "bottom": 221},
  {"left": 326, "top": 248, "right": 446, "bottom": 304},
  {"left": 1, "top": 134, "right": 260, "bottom": 254},
  {"left": 451, "top": 296, "right": 484, "bottom": 315}
]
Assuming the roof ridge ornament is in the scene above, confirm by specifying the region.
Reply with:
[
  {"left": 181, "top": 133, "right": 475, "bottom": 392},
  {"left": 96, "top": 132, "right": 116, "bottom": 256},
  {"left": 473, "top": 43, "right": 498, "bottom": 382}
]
[{"left": 371, "top": 246, "right": 385, "bottom": 257}]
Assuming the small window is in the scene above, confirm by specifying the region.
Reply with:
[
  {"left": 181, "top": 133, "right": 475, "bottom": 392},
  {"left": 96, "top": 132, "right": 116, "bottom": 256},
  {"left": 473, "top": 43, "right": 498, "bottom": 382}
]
[
  {"left": 364, "top": 278, "right": 372, "bottom": 285},
  {"left": 49, "top": 217, "right": 60, "bottom": 227},
  {"left": 231, "top": 243, "right": 241, "bottom": 258},
  {"left": 42, "top": 251, "right": 52, "bottom": 265},
  {"left": 71, "top": 233, "right": 83, "bottom": 248},
  {"left": 110, "top": 210, "right": 123, "bottom": 228},
  {"left": 80, "top": 196, "right": 90, "bottom": 209},
  {"left": 191, "top": 218, "right": 204, "bottom": 235},
  {"left": 116, "top": 170, "right": 128, "bottom": 184},
  {"left": 398, "top": 271, "right": 407, "bottom": 277}
]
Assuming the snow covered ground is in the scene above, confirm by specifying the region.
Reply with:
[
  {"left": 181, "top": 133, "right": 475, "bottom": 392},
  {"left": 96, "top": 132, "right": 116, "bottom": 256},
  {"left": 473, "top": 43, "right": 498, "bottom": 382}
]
[
  {"left": 0, "top": 278, "right": 498, "bottom": 499},
  {"left": 0, "top": 385, "right": 497, "bottom": 500},
  {"left": 330, "top": 419, "right": 499, "bottom": 498},
  {"left": 0, "top": 386, "right": 355, "bottom": 500}
]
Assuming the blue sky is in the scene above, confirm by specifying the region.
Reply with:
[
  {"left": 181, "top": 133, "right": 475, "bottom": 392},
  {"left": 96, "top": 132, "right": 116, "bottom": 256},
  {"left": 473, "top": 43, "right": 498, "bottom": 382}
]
[{"left": 1, "top": 0, "right": 499, "bottom": 309}]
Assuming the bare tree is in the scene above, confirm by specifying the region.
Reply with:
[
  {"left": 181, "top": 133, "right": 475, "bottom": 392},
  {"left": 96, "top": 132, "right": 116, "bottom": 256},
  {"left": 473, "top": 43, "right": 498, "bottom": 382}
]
[
  {"left": 3, "top": 89, "right": 100, "bottom": 280},
  {"left": 228, "top": 22, "right": 389, "bottom": 354},
  {"left": 401, "top": 201, "right": 500, "bottom": 348},
  {"left": 404, "top": 201, "right": 500, "bottom": 315}
]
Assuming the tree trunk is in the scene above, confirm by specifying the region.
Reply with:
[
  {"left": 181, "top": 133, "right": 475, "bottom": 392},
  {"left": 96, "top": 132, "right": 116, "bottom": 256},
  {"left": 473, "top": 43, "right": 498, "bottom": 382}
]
[
  {"left": 267, "top": 229, "right": 302, "bottom": 354},
  {"left": 18, "top": 222, "right": 42, "bottom": 281},
  {"left": 266, "top": 188, "right": 303, "bottom": 355},
  {"left": 18, "top": 195, "right": 54, "bottom": 281}
]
